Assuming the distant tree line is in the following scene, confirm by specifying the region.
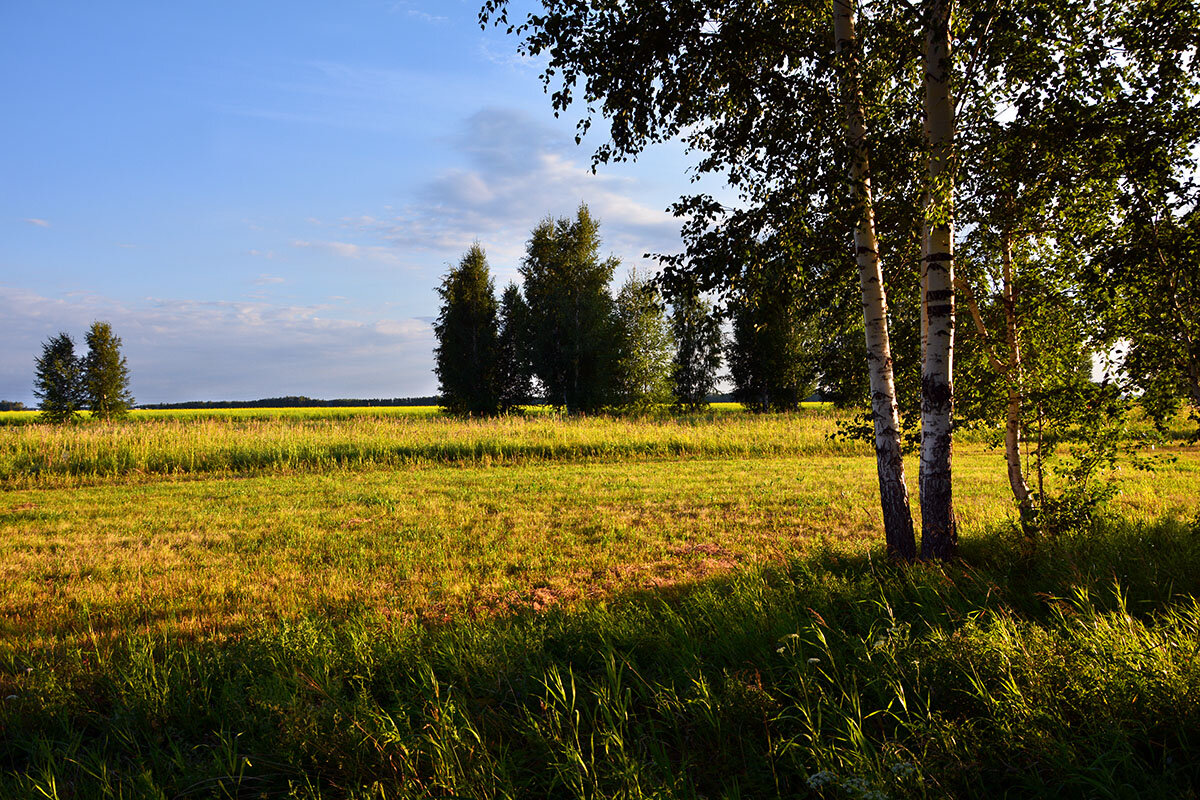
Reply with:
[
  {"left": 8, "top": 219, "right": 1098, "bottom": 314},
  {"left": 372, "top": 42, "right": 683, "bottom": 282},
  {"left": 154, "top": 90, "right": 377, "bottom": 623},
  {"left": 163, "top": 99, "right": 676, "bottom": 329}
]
[
  {"left": 139, "top": 396, "right": 441, "bottom": 410},
  {"left": 33, "top": 322, "right": 134, "bottom": 423},
  {"left": 434, "top": 206, "right": 732, "bottom": 415},
  {"left": 0, "top": 401, "right": 29, "bottom": 412}
]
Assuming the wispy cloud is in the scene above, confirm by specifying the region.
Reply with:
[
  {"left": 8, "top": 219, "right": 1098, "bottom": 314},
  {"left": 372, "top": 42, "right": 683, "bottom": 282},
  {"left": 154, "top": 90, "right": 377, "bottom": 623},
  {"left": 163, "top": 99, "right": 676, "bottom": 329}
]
[
  {"left": 252, "top": 274, "right": 286, "bottom": 286},
  {"left": 346, "top": 108, "right": 682, "bottom": 277},
  {"left": 0, "top": 285, "right": 436, "bottom": 404},
  {"left": 213, "top": 59, "right": 470, "bottom": 134},
  {"left": 23, "top": 218, "right": 51, "bottom": 228},
  {"left": 292, "top": 239, "right": 409, "bottom": 266},
  {"left": 477, "top": 40, "right": 545, "bottom": 71},
  {"left": 407, "top": 9, "right": 447, "bottom": 24}
]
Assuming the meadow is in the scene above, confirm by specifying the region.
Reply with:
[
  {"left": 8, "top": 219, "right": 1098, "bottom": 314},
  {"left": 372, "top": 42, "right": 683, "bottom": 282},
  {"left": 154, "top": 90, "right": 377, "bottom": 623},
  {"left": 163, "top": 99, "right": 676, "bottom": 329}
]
[{"left": 2, "top": 406, "right": 1199, "bottom": 798}]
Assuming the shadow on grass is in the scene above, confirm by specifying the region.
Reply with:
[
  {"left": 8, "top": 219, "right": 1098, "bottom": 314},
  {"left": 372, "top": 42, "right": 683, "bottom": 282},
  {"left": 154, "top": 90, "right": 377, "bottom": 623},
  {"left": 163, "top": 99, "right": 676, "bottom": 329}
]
[{"left": 3, "top": 513, "right": 1200, "bottom": 799}]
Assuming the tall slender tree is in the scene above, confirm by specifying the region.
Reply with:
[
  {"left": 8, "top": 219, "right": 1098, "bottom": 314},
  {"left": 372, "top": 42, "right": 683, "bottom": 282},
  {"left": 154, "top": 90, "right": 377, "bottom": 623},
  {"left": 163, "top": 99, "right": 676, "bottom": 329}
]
[
  {"left": 434, "top": 244, "right": 502, "bottom": 415},
  {"left": 726, "top": 270, "right": 821, "bottom": 414},
  {"left": 520, "top": 206, "right": 620, "bottom": 413},
  {"left": 83, "top": 321, "right": 134, "bottom": 420},
  {"left": 34, "top": 332, "right": 83, "bottom": 423},
  {"left": 833, "top": 0, "right": 918, "bottom": 558},
  {"left": 918, "top": 0, "right": 958, "bottom": 559},
  {"left": 480, "top": 0, "right": 931, "bottom": 557}
]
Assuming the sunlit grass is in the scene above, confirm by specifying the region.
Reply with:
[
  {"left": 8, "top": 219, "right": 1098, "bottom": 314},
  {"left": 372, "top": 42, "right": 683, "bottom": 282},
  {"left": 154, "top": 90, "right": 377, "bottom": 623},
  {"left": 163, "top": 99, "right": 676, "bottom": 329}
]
[
  {"left": 0, "top": 405, "right": 855, "bottom": 487},
  {"left": 1, "top": 405, "right": 1198, "bottom": 797}
]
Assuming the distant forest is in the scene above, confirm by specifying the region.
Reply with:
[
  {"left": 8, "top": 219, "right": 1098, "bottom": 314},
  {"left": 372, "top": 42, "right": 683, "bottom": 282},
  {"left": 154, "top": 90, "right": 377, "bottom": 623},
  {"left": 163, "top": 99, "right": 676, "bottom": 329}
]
[
  {"left": 137, "top": 394, "right": 739, "bottom": 410},
  {"left": 138, "top": 396, "right": 441, "bottom": 410}
]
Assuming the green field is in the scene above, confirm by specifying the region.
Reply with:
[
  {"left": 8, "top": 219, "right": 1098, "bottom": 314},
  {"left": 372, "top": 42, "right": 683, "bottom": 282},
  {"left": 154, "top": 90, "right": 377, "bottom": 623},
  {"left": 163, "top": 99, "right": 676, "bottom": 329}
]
[{"left": 2, "top": 407, "right": 1199, "bottom": 798}]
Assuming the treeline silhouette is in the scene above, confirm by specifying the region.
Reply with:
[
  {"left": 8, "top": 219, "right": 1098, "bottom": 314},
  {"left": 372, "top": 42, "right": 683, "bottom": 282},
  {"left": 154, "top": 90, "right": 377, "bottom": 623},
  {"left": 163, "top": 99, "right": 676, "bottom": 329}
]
[{"left": 138, "top": 396, "right": 441, "bottom": 410}]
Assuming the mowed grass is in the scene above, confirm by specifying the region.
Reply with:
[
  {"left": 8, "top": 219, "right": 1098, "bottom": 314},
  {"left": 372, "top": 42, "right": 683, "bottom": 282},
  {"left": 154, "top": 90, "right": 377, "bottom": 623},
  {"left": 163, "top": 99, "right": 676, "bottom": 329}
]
[{"left": 2, "top": 406, "right": 1200, "bottom": 798}]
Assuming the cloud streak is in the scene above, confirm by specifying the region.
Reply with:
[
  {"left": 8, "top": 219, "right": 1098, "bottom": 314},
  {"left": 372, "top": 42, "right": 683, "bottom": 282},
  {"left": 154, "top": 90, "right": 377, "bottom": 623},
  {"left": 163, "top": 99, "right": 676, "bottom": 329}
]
[{"left": 0, "top": 286, "right": 436, "bottom": 404}]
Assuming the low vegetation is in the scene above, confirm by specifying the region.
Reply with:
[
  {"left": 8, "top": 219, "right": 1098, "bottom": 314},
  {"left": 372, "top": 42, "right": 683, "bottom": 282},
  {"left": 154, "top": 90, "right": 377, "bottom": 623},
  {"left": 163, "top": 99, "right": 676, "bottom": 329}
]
[{"left": 1, "top": 407, "right": 1198, "bottom": 797}]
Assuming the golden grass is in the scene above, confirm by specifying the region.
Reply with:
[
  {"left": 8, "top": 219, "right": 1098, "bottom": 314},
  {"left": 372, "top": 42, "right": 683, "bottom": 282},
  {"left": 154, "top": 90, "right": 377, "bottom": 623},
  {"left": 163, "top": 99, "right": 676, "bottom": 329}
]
[
  {"left": 4, "top": 413, "right": 1197, "bottom": 648},
  {"left": 0, "top": 405, "right": 855, "bottom": 487}
]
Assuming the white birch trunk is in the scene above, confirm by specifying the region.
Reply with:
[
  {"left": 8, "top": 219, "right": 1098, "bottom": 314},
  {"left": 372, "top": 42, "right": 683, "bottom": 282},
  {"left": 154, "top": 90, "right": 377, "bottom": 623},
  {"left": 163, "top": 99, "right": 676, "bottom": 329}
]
[
  {"left": 833, "top": 0, "right": 916, "bottom": 561},
  {"left": 919, "top": 0, "right": 958, "bottom": 560}
]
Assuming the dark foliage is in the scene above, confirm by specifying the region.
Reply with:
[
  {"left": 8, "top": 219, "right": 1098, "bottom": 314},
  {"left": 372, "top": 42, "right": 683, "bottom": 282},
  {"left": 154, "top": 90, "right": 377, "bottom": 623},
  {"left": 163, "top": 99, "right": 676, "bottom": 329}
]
[
  {"left": 434, "top": 244, "right": 502, "bottom": 416},
  {"left": 496, "top": 283, "right": 535, "bottom": 412},
  {"left": 670, "top": 290, "right": 723, "bottom": 411},
  {"left": 83, "top": 321, "right": 134, "bottom": 420},
  {"left": 33, "top": 332, "right": 83, "bottom": 424},
  {"left": 520, "top": 206, "right": 620, "bottom": 413}
]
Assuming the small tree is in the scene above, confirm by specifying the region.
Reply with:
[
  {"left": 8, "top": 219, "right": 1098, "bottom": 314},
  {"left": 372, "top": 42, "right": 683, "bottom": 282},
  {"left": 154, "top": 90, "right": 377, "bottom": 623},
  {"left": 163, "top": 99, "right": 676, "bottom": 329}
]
[
  {"left": 83, "top": 321, "right": 134, "bottom": 420},
  {"left": 434, "top": 244, "right": 501, "bottom": 415},
  {"left": 670, "top": 291, "right": 722, "bottom": 411},
  {"left": 497, "top": 283, "right": 535, "bottom": 412},
  {"left": 613, "top": 271, "right": 674, "bottom": 410},
  {"left": 34, "top": 332, "right": 84, "bottom": 423}
]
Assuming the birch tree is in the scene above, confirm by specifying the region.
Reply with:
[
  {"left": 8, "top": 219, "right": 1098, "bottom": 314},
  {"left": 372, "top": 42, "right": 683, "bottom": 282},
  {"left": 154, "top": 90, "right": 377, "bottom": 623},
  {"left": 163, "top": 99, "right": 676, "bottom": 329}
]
[
  {"left": 520, "top": 206, "right": 621, "bottom": 413},
  {"left": 918, "top": 0, "right": 957, "bottom": 559},
  {"left": 833, "top": 0, "right": 916, "bottom": 557},
  {"left": 478, "top": 0, "right": 1199, "bottom": 557},
  {"left": 670, "top": 289, "right": 723, "bottom": 411},
  {"left": 482, "top": 0, "right": 926, "bottom": 557}
]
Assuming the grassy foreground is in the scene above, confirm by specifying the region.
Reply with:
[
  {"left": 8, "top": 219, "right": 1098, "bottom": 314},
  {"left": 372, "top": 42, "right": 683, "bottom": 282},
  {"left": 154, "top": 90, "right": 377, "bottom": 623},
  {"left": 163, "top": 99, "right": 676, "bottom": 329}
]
[{"left": 2, "top": 408, "right": 1199, "bottom": 798}]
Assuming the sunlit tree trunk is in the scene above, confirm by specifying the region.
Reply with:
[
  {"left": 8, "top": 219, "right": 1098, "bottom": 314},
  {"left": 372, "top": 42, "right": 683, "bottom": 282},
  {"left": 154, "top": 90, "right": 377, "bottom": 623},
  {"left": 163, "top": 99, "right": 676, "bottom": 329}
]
[
  {"left": 833, "top": 0, "right": 916, "bottom": 561},
  {"left": 998, "top": 227, "right": 1033, "bottom": 519},
  {"left": 959, "top": 228, "right": 1033, "bottom": 524},
  {"left": 919, "top": 0, "right": 958, "bottom": 560}
]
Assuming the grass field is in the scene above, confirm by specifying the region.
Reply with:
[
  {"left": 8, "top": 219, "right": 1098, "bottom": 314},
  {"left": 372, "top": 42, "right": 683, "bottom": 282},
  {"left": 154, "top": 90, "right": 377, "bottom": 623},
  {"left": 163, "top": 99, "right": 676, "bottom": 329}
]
[{"left": 2, "top": 406, "right": 1199, "bottom": 798}]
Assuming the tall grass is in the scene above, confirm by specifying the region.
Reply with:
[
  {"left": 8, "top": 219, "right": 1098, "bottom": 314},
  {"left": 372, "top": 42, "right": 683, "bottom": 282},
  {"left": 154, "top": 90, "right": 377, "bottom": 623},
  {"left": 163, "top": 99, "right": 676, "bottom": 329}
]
[
  {"left": 2, "top": 405, "right": 1198, "bottom": 797},
  {"left": 3, "top": 516, "right": 1199, "bottom": 798},
  {"left": 0, "top": 407, "right": 861, "bottom": 487}
]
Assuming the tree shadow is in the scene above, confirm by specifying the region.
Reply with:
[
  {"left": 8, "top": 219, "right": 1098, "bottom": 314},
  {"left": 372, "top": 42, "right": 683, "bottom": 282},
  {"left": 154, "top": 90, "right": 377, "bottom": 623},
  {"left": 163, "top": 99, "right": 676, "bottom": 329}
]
[{"left": 3, "top": 513, "right": 1200, "bottom": 798}]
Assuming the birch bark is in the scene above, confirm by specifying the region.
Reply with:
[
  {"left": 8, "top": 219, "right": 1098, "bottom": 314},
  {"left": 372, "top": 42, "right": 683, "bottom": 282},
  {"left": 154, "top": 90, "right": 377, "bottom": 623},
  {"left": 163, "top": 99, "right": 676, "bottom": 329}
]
[
  {"left": 919, "top": 0, "right": 958, "bottom": 559},
  {"left": 833, "top": 0, "right": 916, "bottom": 561}
]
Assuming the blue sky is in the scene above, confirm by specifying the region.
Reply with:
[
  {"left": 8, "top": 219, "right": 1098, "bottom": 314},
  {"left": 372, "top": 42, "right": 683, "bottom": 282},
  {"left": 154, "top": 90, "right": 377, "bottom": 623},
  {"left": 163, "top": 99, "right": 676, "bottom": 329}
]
[{"left": 1, "top": 0, "right": 706, "bottom": 403}]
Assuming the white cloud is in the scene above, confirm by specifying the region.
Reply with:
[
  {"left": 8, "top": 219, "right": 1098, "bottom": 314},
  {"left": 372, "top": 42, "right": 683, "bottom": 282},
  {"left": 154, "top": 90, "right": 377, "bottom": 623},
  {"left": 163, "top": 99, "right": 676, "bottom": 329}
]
[
  {"left": 252, "top": 274, "right": 286, "bottom": 285},
  {"left": 23, "top": 218, "right": 51, "bottom": 228},
  {"left": 477, "top": 40, "right": 546, "bottom": 71},
  {"left": 347, "top": 108, "right": 683, "bottom": 276},
  {"left": 406, "top": 9, "right": 448, "bottom": 24},
  {"left": 0, "top": 285, "right": 436, "bottom": 404},
  {"left": 292, "top": 239, "right": 410, "bottom": 266}
]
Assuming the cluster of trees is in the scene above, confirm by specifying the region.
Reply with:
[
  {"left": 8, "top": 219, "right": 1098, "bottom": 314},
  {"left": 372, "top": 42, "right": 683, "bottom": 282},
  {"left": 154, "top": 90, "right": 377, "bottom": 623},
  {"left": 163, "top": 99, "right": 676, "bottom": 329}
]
[
  {"left": 33, "top": 322, "right": 134, "bottom": 422},
  {"left": 481, "top": 0, "right": 1200, "bottom": 560},
  {"left": 434, "top": 206, "right": 724, "bottom": 415}
]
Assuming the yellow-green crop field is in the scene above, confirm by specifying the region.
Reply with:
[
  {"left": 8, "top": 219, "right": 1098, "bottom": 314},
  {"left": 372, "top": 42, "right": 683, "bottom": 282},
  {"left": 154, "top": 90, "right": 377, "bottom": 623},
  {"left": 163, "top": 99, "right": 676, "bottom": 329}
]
[
  {"left": 3, "top": 406, "right": 1200, "bottom": 798},
  {"left": 3, "top": 406, "right": 1197, "bottom": 645}
]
